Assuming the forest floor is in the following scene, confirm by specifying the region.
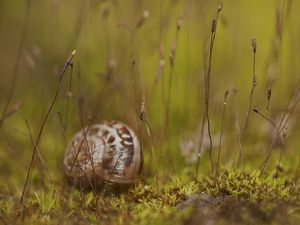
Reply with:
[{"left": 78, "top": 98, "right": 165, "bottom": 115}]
[{"left": 1, "top": 169, "right": 300, "bottom": 225}]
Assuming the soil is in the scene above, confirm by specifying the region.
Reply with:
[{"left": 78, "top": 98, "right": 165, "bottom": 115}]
[{"left": 177, "top": 194, "right": 299, "bottom": 225}]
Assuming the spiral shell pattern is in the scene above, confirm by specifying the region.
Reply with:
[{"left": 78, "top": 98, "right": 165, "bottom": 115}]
[{"left": 63, "top": 121, "right": 142, "bottom": 185}]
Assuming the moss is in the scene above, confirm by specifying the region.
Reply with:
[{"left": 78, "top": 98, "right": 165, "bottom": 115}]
[
  {"left": 199, "top": 169, "right": 300, "bottom": 203},
  {"left": 0, "top": 175, "right": 198, "bottom": 225},
  {"left": 1, "top": 169, "right": 300, "bottom": 224}
]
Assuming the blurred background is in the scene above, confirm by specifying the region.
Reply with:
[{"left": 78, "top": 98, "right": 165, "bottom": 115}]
[{"left": 0, "top": 0, "right": 300, "bottom": 191}]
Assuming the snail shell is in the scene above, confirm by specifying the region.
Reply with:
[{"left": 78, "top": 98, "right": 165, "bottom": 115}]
[{"left": 63, "top": 121, "right": 143, "bottom": 186}]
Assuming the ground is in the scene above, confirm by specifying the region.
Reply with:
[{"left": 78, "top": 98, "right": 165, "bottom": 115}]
[{"left": 1, "top": 169, "right": 300, "bottom": 225}]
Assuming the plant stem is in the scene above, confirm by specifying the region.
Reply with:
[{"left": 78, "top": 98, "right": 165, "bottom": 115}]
[
  {"left": 20, "top": 50, "right": 76, "bottom": 205},
  {"left": 260, "top": 79, "right": 300, "bottom": 175},
  {"left": 216, "top": 91, "right": 228, "bottom": 177},
  {"left": 196, "top": 4, "right": 222, "bottom": 177},
  {"left": 239, "top": 38, "right": 257, "bottom": 166},
  {"left": 165, "top": 15, "right": 183, "bottom": 134},
  {"left": 275, "top": 130, "right": 286, "bottom": 177}
]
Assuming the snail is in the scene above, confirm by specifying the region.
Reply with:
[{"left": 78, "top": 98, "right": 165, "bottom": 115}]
[{"left": 63, "top": 121, "right": 143, "bottom": 187}]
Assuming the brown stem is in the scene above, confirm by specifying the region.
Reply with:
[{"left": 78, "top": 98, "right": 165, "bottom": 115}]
[
  {"left": 253, "top": 109, "right": 277, "bottom": 128},
  {"left": 275, "top": 131, "right": 286, "bottom": 177},
  {"left": 216, "top": 91, "right": 228, "bottom": 177},
  {"left": 165, "top": 16, "right": 183, "bottom": 134},
  {"left": 260, "top": 80, "right": 300, "bottom": 175},
  {"left": 20, "top": 50, "right": 76, "bottom": 205},
  {"left": 239, "top": 38, "right": 257, "bottom": 165},
  {"left": 196, "top": 4, "right": 222, "bottom": 177}
]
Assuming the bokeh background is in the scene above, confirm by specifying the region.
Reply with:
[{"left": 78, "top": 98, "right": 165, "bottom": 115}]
[{"left": 1, "top": 0, "right": 300, "bottom": 213}]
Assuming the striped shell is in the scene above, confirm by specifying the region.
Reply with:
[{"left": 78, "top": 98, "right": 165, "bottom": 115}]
[{"left": 63, "top": 121, "right": 142, "bottom": 185}]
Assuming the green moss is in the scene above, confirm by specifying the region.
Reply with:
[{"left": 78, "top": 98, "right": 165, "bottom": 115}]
[
  {"left": 1, "top": 169, "right": 300, "bottom": 224},
  {"left": 0, "top": 175, "right": 198, "bottom": 225},
  {"left": 199, "top": 169, "right": 300, "bottom": 202}
]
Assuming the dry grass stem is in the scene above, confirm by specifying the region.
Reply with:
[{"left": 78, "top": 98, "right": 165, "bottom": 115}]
[
  {"left": 196, "top": 3, "right": 222, "bottom": 177},
  {"left": 165, "top": 15, "right": 184, "bottom": 134},
  {"left": 253, "top": 109, "right": 277, "bottom": 128},
  {"left": 216, "top": 90, "right": 229, "bottom": 177},
  {"left": 239, "top": 38, "right": 257, "bottom": 165},
  {"left": 260, "top": 79, "right": 300, "bottom": 175},
  {"left": 20, "top": 50, "right": 76, "bottom": 205},
  {"left": 275, "top": 128, "right": 287, "bottom": 178}
]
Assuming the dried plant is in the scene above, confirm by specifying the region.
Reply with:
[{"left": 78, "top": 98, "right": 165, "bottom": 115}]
[
  {"left": 197, "top": 3, "right": 222, "bottom": 177},
  {"left": 20, "top": 50, "right": 76, "bottom": 205},
  {"left": 140, "top": 100, "right": 157, "bottom": 169},
  {"left": 136, "top": 10, "right": 150, "bottom": 29},
  {"left": 216, "top": 90, "right": 229, "bottom": 177},
  {"left": 239, "top": 38, "right": 257, "bottom": 165},
  {"left": 267, "top": 87, "right": 272, "bottom": 110},
  {"left": 253, "top": 109, "right": 277, "bottom": 128},
  {"left": 64, "top": 63, "right": 74, "bottom": 132},
  {"left": 275, "top": 128, "right": 287, "bottom": 178},
  {"left": 260, "top": 79, "right": 300, "bottom": 175},
  {"left": 165, "top": 15, "right": 184, "bottom": 133}
]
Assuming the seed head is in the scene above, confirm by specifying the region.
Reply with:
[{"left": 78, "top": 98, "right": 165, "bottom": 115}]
[
  {"left": 177, "top": 15, "right": 184, "bottom": 30},
  {"left": 140, "top": 102, "right": 145, "bottom": 121},
  {"left": 211, "top": 19, "right": 216, "bottom": 33},
  {"left": 282, "top": 128, "right": 287, "bottom": 138},
  {"left": 267, "top": 87, "right": 272, "bottom": 101},
  {"left": 252, "top": 38, "right": 257, "bottom": 54},
  {"left": 218, "top": 3, "right": 223, "bottom": 13},
  {"left": 136, "top": 10, "right": 149, "bottom": 28}
]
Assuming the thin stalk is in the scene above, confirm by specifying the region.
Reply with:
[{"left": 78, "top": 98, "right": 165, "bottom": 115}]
[
  {"left": 260, "top": 79, "right": 300, "bottom": 175},
  {"left": 253, "top": 109, "right": 277, "bottom": 128},
  {"left": 275, "top": 129, "right": 286, "bottom": 177},
  {"left": 165, "top": 15, "right": 183, "bottom": 133},
  {"left": 140, "top": 101, "right": 157, "bottom": 164},
  {"left": 64, "top": 65, "right": 74, "bottom": 133},
  {"left": 24, "top": 119, "right": 54, "bottom": 185},
  {"left": 216, "top": 90, "right": 228, "bottom": 177},
  {"left": 24, "top": 119, "right": 46, "bottom": 166},
  {"left": 241, "top": 39, "right": 257, "bottom": 136},
  {"left": 239, "top": 38, "right": 257, "bottom": 165},
  {"left": 20, "top": 50, "right": 76, "bottom": 205},
  {"left": 71, "top": 142, "right": 95, "bottom": 192},
  {"left": 196, "top": 4, "right": 222, "bottom": 177}
]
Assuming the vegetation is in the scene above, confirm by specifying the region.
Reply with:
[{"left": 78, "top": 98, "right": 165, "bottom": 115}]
[{"left": 1, "top": 0, "right": 300, "bottom": 224}]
